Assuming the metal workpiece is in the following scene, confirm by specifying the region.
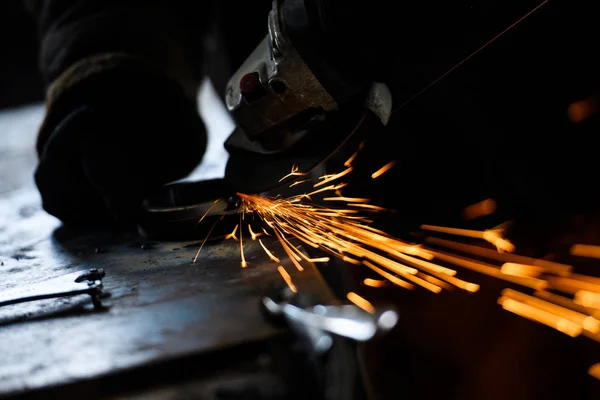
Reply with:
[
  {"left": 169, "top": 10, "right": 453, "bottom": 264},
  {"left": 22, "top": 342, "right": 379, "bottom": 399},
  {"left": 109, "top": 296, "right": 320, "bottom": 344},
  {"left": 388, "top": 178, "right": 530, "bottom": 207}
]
[
  {"left": 0, "top": 268, "right": 105, "bottom": 309},
  {"left": 263, "top": 288, "right": 398, "bottom": 354}
]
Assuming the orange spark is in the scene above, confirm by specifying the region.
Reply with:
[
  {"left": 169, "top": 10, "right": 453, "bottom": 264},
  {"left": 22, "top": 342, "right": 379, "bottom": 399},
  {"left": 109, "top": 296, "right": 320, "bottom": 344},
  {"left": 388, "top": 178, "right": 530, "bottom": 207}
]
[
  {"left": 348, "top": 203, "right": 388, "bottom": 212},
  {"left": 575, "top": 291, "right": 600, "bottom": 310},
  {"left": 323, "top": 197, "right": 370, "bottom": 203},
  {"left": 534, "top": 290, "right": 600, "bottom": 320},
  {"left": 343, "top": 256, "right": 362, "bottom": 265},
  {"left": 499, "top": 297, "right": 582, "bottom": 338},
  {"left": 546, "top": 276, "right": 600, "bottom": 295},
  {"left": 347, "top": 292, "right": 375, "bottom": 314},
  {"left": 500, "top": 263, "right": 543, "bottom": 278},
  {"left": 364, "top": 278, "right": 388, "bottom": 288},
  {"left": 259, "top": 239, "right": 280, "bottom": 263},
  {"left": 425, "top": 237, "right": 572, "bottom": 276},
  {"left": 225, "top": 224, "right": 239, "bottom": 240},
  {"left": 344, "top": 141, "right": 364, "bottom": 167},
  {"left": 193, "top": 215, "right": 225, "bottom": 263},
  {"left": 463, "top": 198, "right": 497, "bottom": 220},
  {"left": 289, "top": 179, "right": 310, "bottom": 188},
  {"left": 314, "top": 167, "right": 353, "bottom": 188},
  {"left": 273, "top": 229, "right": 304, "bottom": 271},
  {"left": 427, "top": 249, "right": 547, "bottom": 290},
  {"left": 240, "top": 215, "right": 247, "bottom": 268},
  {"left": 394, "top": 0, "right": 548, "bottom": 111},
  {"left": 421, "top": 224, "right": 515, "bottom": 252},
  {"left": 279, "top": 164, "right": 307, "bottom": 182},
  {"left": 371, "top": 161, "right": 396, "bottom": 179},
  {"left": 570, "top": 244, "right": 600, "bottom": 259},
  {"left": 305, "top": 183, "right": 348, "bottom": 197},
  {"left": 248, "top": 224, "right": 261, "bottom": 240},
  {"left": 418, "top": 273, "right": 454, "bottom": 291},
  {"left": 502, "top": 289, "right": 600, "bottom": 333},
  {"left": 197, "top": 199, "right": 221, "bottom": 225},
  {"left": 278, "top": 266, "right": 297, "bottom": 293},
  {"left": 589, "top": 364, "right": 600, "bottom": 380},
  {"left": 363, "top": 260, "right": 414, "bottom": 290},
  {"left": 568, "top": 97, "right": 597, "bottom": 123}
]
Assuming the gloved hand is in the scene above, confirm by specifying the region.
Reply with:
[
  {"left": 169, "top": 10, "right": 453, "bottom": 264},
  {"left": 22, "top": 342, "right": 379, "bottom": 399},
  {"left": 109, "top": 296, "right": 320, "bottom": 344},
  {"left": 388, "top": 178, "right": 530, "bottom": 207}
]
[{"left": 34, "top": 66, "right": 207, "bottom": 228}]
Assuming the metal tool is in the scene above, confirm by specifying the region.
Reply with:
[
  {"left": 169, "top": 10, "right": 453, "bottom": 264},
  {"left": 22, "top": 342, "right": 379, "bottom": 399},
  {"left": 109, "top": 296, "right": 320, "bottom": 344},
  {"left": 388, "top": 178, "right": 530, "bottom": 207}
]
[
  {"left": 138, "top": 182, "right": 240, "bottom": 240},
  {"left": 138, "top": 0, "right": 393, "bottom": 229},
  {"left": 223, "top": 0, "right": 392, "bottom": 194},
  {"left": 0, "top": 268, "right": 105, "bottom": 309},
  {"left": 262, "top": 287, "right": 398, "bottom": 354}
]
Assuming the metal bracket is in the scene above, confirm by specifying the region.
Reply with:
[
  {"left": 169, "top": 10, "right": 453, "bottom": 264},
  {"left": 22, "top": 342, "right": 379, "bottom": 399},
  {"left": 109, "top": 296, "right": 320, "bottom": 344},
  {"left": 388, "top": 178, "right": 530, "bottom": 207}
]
[
  {"left": 0, "top": 268, "right": 106, "bottom": 309},
  {"left": 263, "top": 288, "right": 398, "bottom": 354}
]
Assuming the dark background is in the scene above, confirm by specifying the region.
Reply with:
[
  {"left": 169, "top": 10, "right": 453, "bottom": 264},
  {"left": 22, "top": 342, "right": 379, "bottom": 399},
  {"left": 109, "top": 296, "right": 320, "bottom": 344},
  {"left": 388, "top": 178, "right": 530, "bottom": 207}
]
[{"left": 0, "top": 1, "right": 44, "bottom": 109}]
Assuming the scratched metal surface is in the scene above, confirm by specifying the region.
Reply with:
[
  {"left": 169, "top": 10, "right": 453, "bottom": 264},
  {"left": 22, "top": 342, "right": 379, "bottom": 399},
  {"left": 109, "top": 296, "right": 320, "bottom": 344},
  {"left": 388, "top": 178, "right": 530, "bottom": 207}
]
[{"left": 0, "top": 88, "right": 331, "bottom": 397}]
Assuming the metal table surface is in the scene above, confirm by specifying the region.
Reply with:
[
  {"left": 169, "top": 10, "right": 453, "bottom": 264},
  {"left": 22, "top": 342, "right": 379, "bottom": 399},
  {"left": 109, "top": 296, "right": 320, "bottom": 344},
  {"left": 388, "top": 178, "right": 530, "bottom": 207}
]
[
  {"left": 0, "top": 96, "right": 333, "bottom": 398},
  {"left": 4, "top": 98, "right": 600, "bottom": 400}
]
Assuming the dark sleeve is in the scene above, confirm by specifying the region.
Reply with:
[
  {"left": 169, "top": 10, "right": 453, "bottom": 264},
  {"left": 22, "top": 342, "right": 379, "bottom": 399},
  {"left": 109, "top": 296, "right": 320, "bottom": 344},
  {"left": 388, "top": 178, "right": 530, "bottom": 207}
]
[
  {"left": 26, "top": 0, "right": 215, "bottom": 154},
  {"left": 29, "top": 1, "right": 212, "bottom": 94}
]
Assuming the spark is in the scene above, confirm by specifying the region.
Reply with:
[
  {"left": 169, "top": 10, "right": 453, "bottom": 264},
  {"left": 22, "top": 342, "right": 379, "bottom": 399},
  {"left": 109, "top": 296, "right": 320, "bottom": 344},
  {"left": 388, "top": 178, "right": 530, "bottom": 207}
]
[
  {"left": 545, "top": 276, "right": 600, "bottom": 295},
  {"left": 314, "top": 167, "right": 353, "bottom": 187},
  {"left": 499, "top": 297, "right": 582, "bottom": 338},
  {"left": 534, "top": 290, "right": 600, "bottom": 320},
  {"left": 306, "top": 183, "right": 348, "bottom": 197},
  {"left": 363, "top": 260, "right": 414, "bottom": 290},
  {"left": 421, "top": 224, "right": 515, "bottom": 252},
  {"left": 344, "top": 141, "right": 364, "bottom": 167},
  {"left": 323, "top": 197, "right": 370, "bottom": 203},
  {"left": 500, "top": 263, "right": 543, "bottom": 278},
  {"left": 570, "top": 244, "right": 600, "bottom": 259},
  {"left": 425, "top": 237, "right": 572, "bottom": 276},
  {"left": 273, "top": 228, "right": 304, "bottom": 271},
  {"left": 248, "top": 224, "right": 261, "bottom": 240},
  {"left": 225, "top": 224, "right": 239, "bottom": 240},
  {"left": 193, "top": 215, "right": 225, "bottom": 263},
  {"left": 347, "top": 292, "right": 375, "bottom": 314},
  {"left": 289, "top": 179, "right": 310, "bottom": 188},
  {"left": 589, "top": 364, "right": 600, "bottom": 380},
  {"left": 237, "top": 186, "right": 491, "bottom": 297},
  {"left": 259, "top": 239, "right": 280, "bottom": 263},
  {"left": 502, "top": 289, "right": 600, "bottom": 334},
  {"left": 394, "top": 0, "right": 549, "bottom": 111},
  {"left": 278, "top": 266, "right": 297, "bottom": 293},
  {"left": 364, "top": 278, "right": 388, "bottom": 288},
  {"left": 279, "top": 164, "right": 307, "bottom": 182},
  {"left": 568, "top": 97, "right": 597, "bottom": 124},
  {"left": 463, "top": 198, "right": 497, "bottom": 220},
  {"left": 240, "top": 214, "right": 247, "bottom": 268},
  {"left": 427, "top": 249, "right": 547, "bottom": 290},
  {"left": 193, "top": 146, "right": 600, "bottom": 379},
  {"left": 418, "top": 273, "right": 455, "bottom": 291},
  {"left": 348, "top": 203, "right": 389, "bottom": 212},
  {"left": 371, "top": 161, "right": 396, "bottom": 179},
  {"left": 574, "top": 291, "right": 600, "bottom": 310},
  {"left": 197, "top": 199, "right": 221, "bottom": 225}
]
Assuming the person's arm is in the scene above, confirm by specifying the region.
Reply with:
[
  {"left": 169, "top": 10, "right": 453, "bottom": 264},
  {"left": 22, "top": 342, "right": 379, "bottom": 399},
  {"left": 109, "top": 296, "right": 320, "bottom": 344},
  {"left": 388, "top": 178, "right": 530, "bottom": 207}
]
[{"left": 28, "top": 1, "right": 213, "bottom": 227}]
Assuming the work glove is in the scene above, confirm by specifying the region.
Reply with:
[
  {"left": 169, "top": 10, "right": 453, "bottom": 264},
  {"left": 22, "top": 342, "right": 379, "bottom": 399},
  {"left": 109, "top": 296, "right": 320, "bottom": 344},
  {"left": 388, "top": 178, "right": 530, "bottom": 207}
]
[{"left": 34, "top": 59, "right": 206, "bottom": 228}]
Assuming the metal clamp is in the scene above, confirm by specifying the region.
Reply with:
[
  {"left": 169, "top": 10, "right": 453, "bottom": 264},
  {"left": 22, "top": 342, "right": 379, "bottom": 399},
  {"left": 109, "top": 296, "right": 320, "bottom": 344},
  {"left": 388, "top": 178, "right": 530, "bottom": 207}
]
[
  {"left": 263, "top": 288, "right": 398, "bottom": 354},
  {"left": 0, "top": 268, "right": 106, "bottom": 310}
]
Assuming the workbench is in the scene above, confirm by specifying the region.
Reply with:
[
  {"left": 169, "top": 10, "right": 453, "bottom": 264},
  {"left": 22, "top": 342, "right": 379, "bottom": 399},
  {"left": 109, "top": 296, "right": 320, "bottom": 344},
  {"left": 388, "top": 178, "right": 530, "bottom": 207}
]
[
  {"left": 0, "top": 85, "right": 334, "bottom": 399},
  {"left": 2, "top": 88, "right": 600, "bottom": 400}
]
